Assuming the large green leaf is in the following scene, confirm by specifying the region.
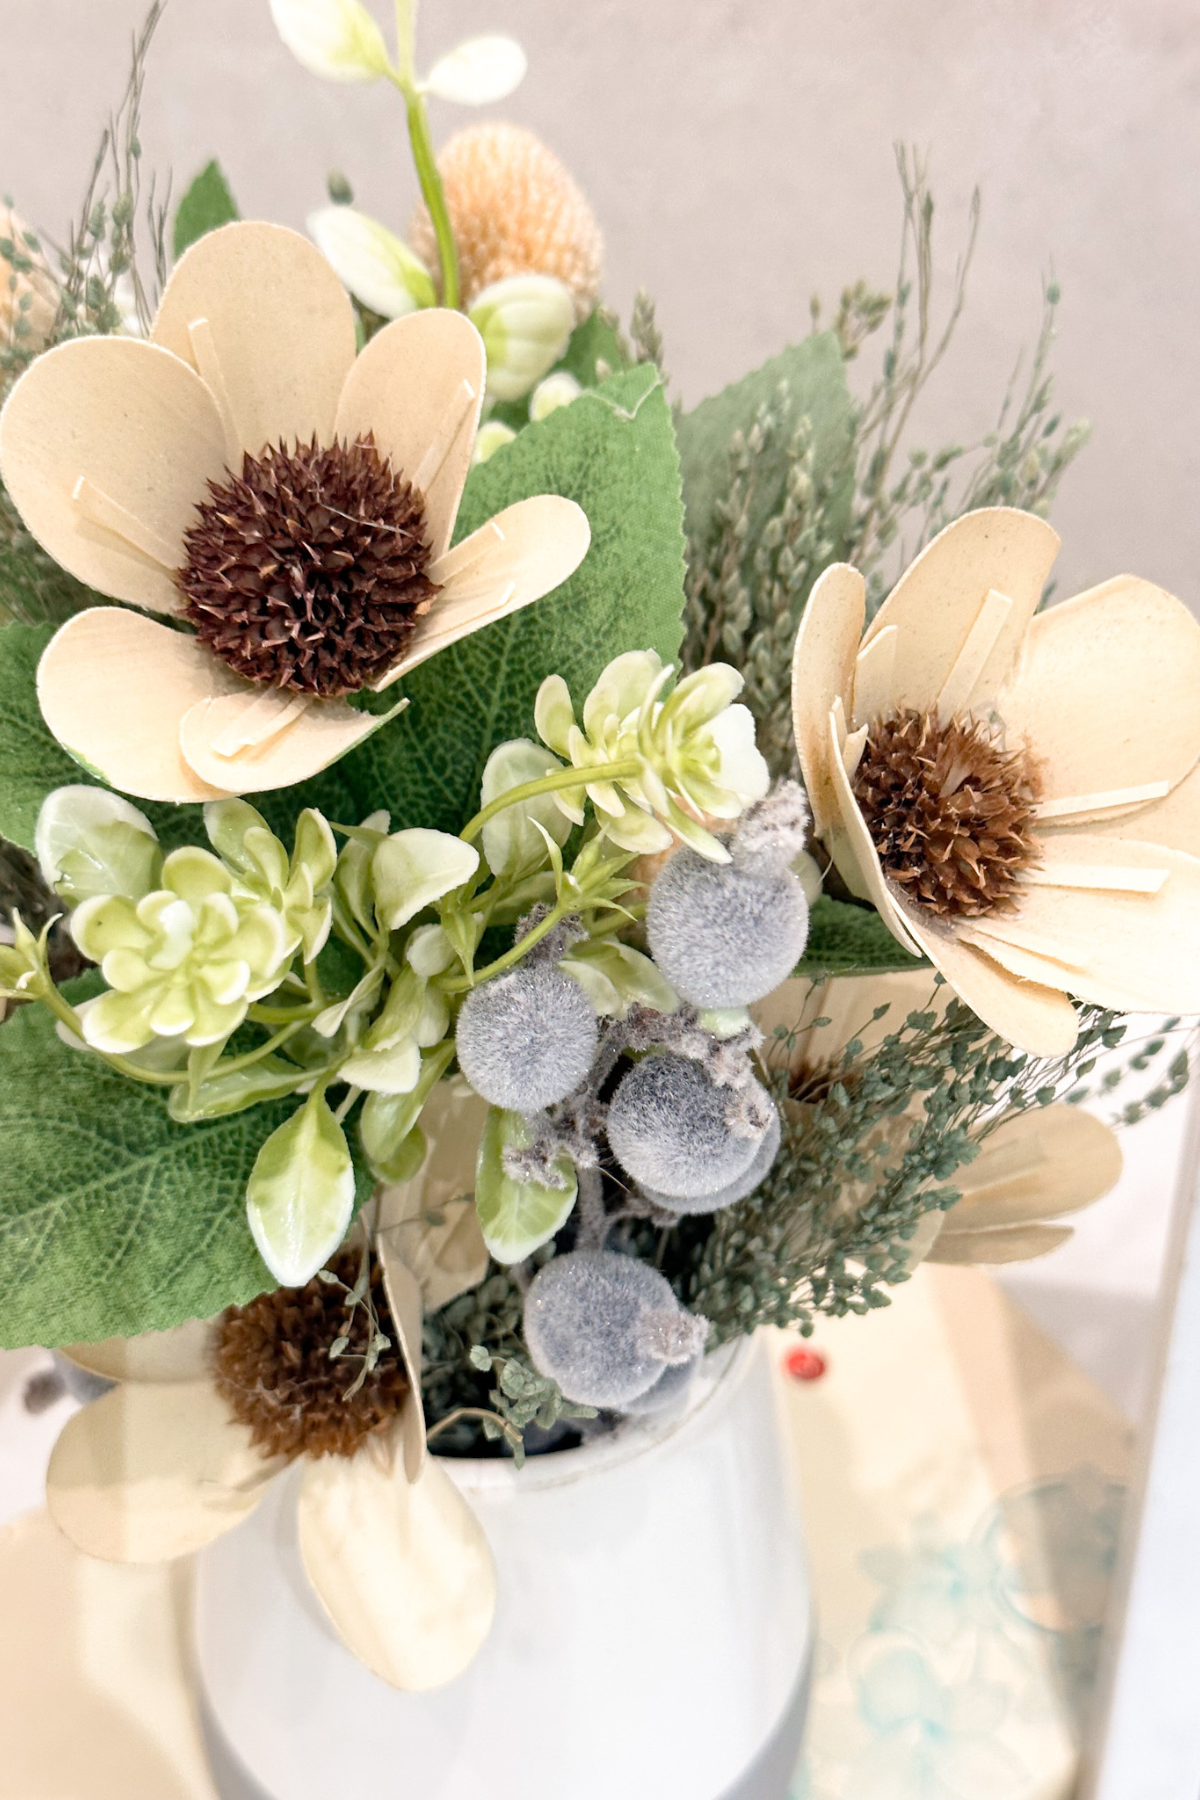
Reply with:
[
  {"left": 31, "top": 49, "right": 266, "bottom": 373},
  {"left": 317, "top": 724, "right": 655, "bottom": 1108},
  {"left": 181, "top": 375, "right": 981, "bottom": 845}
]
[
  {"left": 0, "top": 622, "right": 82, "bottom": 851},
  {"left": 0, "top": 992, "right": 373, "bottom": 1347},
  {"left": 0, "top": 362, "right": 685, "bottom": 854},
  {"left": 676, "top": 332, "right": 855, "bottom": 558},
  {"left": 794, "top": 895, "right": 930, "bottom": 979}
]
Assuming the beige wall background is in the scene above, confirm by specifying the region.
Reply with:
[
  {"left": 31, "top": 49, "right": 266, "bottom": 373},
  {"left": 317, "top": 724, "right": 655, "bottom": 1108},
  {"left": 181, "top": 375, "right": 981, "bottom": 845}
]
[{"left": 2, "top": 0, "right": 1198, "bottom": 604}]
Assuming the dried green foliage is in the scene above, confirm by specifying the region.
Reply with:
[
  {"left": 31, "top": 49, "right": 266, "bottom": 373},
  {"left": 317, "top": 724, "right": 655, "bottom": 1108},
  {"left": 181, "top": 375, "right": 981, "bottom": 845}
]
[
  {"left": 679, "top": 148, "right": 1091, "bottom": 775},
  {"left": 685, "top": 991, "right": 1129, "bottom": 1344},
  {"left": 677, "top": 335, "right": 854, "bottom": 774},
  {"left": 0, "top": 3, "right": 169, "bottom": 626},
  {"left": 48, "top": 1, "right": 170, "bottom": 349}
]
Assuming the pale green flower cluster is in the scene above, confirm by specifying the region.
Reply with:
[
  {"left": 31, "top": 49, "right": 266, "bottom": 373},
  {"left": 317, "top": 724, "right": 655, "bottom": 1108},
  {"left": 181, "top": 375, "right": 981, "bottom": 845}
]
[
  {"left": 71, "top": 850, "right": 293, "bottom": 1054},
  {"left": 534, "top": 651, "right": 770, "bottom": 862}
]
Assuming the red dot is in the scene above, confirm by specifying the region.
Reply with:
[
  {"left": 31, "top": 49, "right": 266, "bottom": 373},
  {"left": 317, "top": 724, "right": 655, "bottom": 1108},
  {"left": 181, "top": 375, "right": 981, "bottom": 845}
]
[{"left": 784, "top": 1345, "right": 827, "bottom": 1382}]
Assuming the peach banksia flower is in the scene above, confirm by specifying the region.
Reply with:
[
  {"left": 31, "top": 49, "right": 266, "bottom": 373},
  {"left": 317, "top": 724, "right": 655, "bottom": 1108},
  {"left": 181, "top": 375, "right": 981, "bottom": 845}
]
[{"left": 410, "top": 123, "right": 604, "bottom": 321}]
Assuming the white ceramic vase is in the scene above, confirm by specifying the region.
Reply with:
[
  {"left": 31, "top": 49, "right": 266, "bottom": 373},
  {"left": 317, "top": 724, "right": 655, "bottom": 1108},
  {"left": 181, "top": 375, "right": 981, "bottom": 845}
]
[{"left": 195, "top": 1332, "right": 813, "bottom": 1800}]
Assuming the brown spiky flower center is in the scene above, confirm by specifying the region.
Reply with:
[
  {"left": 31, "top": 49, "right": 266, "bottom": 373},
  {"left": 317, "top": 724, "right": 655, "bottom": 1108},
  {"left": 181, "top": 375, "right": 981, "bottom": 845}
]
[
  {"left": 851, "top": 709, "right": 1043, "bottom": 919},
  {"left": 178, "top": 434, "right": 438, "bottom": 699},
  {"left": 212, "top": 1249, "right": 409, "bottom": 1461}
]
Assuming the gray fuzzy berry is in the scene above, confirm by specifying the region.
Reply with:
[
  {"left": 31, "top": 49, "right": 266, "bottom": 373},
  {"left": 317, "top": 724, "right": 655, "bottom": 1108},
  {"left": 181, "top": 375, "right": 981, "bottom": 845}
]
[
  {"left": 647, "top": 849, "right": 809, "bottom": 1009},
  {"left": 524, "top": 1249, "right": 709, "bottom": 1408},
  {"left": 732, "top": 781, "right": 811, "bottom": 872},
  {"left": 606, "top": 1052, "right": 771, "bottom": 1199},
  {"left": 638, "top": 1107, "right": 781, "bottom": 1216},
  {"left": 456, "top": 965, "right": 598, "bottom": 1113},
  {"left": 618, "top": 1353, "right": 702, "bottom": 1415}
]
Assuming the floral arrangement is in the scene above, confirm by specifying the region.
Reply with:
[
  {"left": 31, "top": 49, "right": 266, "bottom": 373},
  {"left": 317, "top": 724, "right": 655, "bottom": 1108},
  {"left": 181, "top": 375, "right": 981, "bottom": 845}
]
[{"left": 1, "top": 0, "right": 1197, "bottom": 1692}]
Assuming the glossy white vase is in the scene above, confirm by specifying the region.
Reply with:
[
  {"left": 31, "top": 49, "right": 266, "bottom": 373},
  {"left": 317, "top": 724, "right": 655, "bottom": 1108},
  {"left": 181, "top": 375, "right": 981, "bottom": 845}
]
[{"left": 194, "top": 1333, "right": 813, "bottom": 1800}]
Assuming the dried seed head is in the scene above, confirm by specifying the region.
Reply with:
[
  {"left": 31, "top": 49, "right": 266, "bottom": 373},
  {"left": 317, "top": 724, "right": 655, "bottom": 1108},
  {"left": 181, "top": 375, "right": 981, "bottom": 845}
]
[
  {"left": 178, "top": 434, "right": 437, "bottom": 699},
  {"left": 852, "top": 710, "right": 1043, "bottom": 920},
  {"left": 212, "top": 1249, "right": 408, "bottom": 1461},
  {"left": 410, "top": 123, "right": 603, "bottom": 319}
]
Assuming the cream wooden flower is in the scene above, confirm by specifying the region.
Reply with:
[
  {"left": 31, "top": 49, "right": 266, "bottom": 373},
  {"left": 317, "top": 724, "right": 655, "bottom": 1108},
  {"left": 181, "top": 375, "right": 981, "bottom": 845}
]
[
  {"left": 46, "top": 1235, "right": 496, "bottom": 1692},
  {"left": 791, "top": 508, "right": 1200, "bottom": 1054},
  {"left": 0, "top": 221, "right": 591, "bottom": 804}
]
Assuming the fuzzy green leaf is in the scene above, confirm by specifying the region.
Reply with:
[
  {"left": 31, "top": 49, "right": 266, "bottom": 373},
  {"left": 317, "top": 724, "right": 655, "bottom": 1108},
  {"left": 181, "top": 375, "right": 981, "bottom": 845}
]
[
  {"left": 172, "top": 159, "right": 240, "bottom": 259},
  {"left": 0, "top": 622, "right": 83, "bottom": 851},
  {"left": 794, "top": 895, "right": 930, "bottom": 978},
  {"left": 676, "top": 332, "right": 855, "bottom": 556},
  {"left": 0, "top": 993, "right": 372, "bottom": 1347}
]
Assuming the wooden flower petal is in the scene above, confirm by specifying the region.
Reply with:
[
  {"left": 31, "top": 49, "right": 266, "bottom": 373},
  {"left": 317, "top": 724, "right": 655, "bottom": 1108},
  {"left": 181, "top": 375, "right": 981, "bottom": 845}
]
[
  {"left": 152, "top": 221, "right": 357, "bottom": 458},
  {"left": 0, "top": 337, "right": 227, "bottom": 611},
  {"left": 1093, "top": 763, "right": 1200, "bottom": 858},
  {"left": 946, "top": 1104, "right": 1121, "bottom": 1231},
  {"left": 377, "top": 496, "right": 591, "bottom": 687},
  {"left": 46, "top": 1379, "right": 277, "bottom": 1563},
  {"left": 61, "top": 1317, "right": 214, "bottom": 1384},
  {"left": 901, "top": 911, "right": 1079, "bottom": 1055},
  {"left": 826, "top": 712, "right": 923, "bottom": 956},
  {"left": 334, "top": 309, "right": 486, "bottom": 561},
  {"left": 378, "top": 1083, "right": 490, "bottom": 1312},
  {"left": 977, "top": 834, "right": 1200, "bottom": 1013},
  {"left": 1001, "top": 575, "right": 1200, "bottom": 811},
  {"left": 864, "top": 508, "right": 1060, "bottom": 714},
  {"left": 298, "top": 1425, "right": 497, "bottom": 1691},
  {"left": 790, "top": 563, "right": 864, "bottom": 835},
  {"left": 38, "top": 609, "right": 241, "bottom": 803},
  {"left": 926, "top": 1221, "right": 1074, "bottom": 1265},
  {"left": 375, "top": 1244, "right": 427, "bottom": 1484},
  {"left": 179, "top": 690, "right": 388, "bottom": 796}
]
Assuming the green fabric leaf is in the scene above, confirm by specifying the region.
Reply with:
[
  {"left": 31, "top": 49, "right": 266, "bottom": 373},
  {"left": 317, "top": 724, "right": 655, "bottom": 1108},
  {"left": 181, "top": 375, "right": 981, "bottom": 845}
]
[
  {"left": 172, "top": 160, "right": 240, "bottom": 260},
  {"left": 794, "top": 895, "right": 930, "bottom": 979},
  {"left": 0, "top": 991, "right": 372, "bottom": 1347},
  {"left": 0, "top": 622, "right": 82, "bottom": 852},
  {"left": 676, "top": 332, "right": 855, "bottom": 557}
]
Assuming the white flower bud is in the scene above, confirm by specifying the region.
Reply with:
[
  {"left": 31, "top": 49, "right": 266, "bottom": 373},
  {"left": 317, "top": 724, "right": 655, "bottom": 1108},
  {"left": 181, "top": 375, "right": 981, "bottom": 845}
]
[
  {"left": 530, "top": 370, "right": 582, "bottom": 421},
  {"left": 524, "top": 1249, "right": 709, "bottom": 1408},
  {"left": 469, "top": 274, "right": 575, "bottom": 402},
  {"left": 457, "top": 965, "right": 598, "bottom": 1113},
  {"left": 606, "top": 1052, "right": 771, "bottom": 1200},
  {"left": 472, "top": 419, "right": 517, "bottom": 465},
  {"left": 647, "top": 848, "right": 809, "bottom": 1009}
]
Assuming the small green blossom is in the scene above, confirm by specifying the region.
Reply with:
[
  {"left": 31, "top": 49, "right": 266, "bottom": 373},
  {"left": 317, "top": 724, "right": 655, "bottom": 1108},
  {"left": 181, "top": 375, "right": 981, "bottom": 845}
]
[
  {"left": 70, "top": 848, "right": 294, "bottom": 1054},
  {"left": 204, "top": 799, "right": 336, "bottom": 964},
  {"left": 534, "top": 651, "right": 770, "bottom": 862}
]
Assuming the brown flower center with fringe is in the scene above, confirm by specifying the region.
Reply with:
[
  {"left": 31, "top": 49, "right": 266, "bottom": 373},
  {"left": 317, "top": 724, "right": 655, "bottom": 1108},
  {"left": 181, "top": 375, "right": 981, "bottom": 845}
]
[
  {"left": 178, "top": 434, "right": 438, "bottom": 700},
  {"left": 212, "top": 1249, "right": 408, "bottom": 1461},
  {"left": 851, "top": 710, "right": 1043, "bottom": 919}
]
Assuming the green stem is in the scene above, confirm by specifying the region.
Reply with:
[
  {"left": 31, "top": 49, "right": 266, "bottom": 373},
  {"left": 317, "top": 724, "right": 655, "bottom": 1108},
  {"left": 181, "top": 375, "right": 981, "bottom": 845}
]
[
  {"left": 426, "top": 1406, "right": 521, "bottom": 1454},
  {"left": 460, "top": 759, "right": 643, "bottom": 846},
  {"left": 441, "top": 899, "right": 572, "bottom": 993},
  {"left": 392, "top": 75, "right": 459, "bottom": 310},
  {"left": 36, "top": 983, "right": 183, "bottom": 1086}
]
